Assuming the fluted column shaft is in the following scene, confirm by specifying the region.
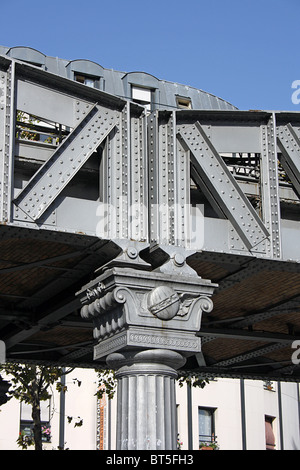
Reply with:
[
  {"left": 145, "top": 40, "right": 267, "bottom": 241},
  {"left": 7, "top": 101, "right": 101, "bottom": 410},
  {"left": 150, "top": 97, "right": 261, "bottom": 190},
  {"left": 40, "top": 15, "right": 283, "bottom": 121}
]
[{"left": 106, "top": 349, "right": 185, "bottom": 450}]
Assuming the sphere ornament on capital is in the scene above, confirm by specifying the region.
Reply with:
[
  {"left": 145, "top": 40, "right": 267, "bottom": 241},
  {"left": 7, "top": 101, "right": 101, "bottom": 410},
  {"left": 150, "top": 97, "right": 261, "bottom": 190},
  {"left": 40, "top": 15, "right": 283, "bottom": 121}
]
[{"left": 147, "top": 286, "right": 180, "bottom": 320}]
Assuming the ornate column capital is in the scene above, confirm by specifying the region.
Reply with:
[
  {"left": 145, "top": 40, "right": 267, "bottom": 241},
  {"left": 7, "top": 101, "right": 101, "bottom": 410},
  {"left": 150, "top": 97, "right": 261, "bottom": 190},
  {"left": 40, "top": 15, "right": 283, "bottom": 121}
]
[
  {"left": 77, "top": 245, "right": 217, "bottom": 361},
  {"left": 77, "top": 243, "right": 218, "bottom": 450}
]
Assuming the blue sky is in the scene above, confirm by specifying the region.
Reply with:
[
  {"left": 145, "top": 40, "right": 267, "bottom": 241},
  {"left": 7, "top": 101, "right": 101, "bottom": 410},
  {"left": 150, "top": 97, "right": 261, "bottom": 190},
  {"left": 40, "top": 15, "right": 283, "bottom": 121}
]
[{"left": 1, "top": 0, "right": 300, "bottom": 111}]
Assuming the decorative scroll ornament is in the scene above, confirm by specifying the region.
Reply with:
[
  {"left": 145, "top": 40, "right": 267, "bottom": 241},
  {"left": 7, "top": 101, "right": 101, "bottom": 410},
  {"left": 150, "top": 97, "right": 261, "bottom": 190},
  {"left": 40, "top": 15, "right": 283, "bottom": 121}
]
[{"left": 80, "top": 285, "right": 128, "bottom": 319}]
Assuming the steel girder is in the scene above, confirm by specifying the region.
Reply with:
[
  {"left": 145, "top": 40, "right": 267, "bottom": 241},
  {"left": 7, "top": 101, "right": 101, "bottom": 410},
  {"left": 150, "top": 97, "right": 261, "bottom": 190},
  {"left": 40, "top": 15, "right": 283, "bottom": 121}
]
[
  {"left": 0, "top": 56, "right": 300, "bottom": 381},
  {"left": 0, "top": 59, "right": 15, "bottom": 223},
  {"left": 0, "top": 56, "right": 300, "bottom": 263}
]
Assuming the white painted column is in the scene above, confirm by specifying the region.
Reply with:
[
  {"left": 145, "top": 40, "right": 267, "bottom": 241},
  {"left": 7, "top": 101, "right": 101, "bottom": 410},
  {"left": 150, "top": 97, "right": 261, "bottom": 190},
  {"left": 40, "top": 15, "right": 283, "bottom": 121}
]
[{"left": 106, "top": 349, "right": 185, "bottom": 450}]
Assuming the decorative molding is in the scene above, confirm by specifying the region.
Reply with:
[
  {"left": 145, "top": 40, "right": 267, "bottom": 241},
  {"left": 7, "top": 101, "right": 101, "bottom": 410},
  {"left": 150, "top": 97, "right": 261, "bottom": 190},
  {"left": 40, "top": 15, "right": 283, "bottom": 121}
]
[
  {"left": 93, "top": 327, "right": 201, "bottom": 360},
  {"left": 94, "top": 332, "right": 127, "bottom": 360},
  {"left": 128, "top": 330, "right": 200, "bottom": 352}
]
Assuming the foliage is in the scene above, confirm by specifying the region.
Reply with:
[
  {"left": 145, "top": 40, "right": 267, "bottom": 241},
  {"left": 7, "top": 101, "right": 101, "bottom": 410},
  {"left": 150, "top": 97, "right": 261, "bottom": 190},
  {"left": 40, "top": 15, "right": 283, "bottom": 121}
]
[
  {"left": 1, "top": 363, "right": 65, "bottom": 403},
  {"left": 16, "top": 111, "right": 39, "bottom": 141},
  {"left": 94, "top": 369, "right": 210, "bottom": 400},
  {"left": 0, "top": 362, "right": 114, "bottom": 450},
  {"left": 95, "top": 369, "right": 117, "bottom": 400},
  {"left": 0, "top": 363, "right": 73, "bottom": 450},
  {"left": 177, "top": 434, "right": 183, "bottom": 450},
  {"left": 177, "top": 374, "right": 210, "bottom": 389},
  {"left": 16, "top": 110, "right": 60, "bottom": 144},
  {"left": 199, "top": 439, "right": 219, "bottom": 450},
  {"left": 17, "top": 430, "right": 34, "bottom": 450},
  {"left": 67, "top": 416, "right": 83, "bottom": 428}
]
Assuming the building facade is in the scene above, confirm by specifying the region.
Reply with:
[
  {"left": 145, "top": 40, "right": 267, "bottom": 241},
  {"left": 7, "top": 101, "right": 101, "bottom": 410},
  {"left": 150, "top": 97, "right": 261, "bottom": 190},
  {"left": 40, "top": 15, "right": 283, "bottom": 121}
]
[
  {"left": 0, "top": 368, "right": 299, "bottom": 450},
  {"left": 0, "top": 45, "right": 237, "bottom": 113}
]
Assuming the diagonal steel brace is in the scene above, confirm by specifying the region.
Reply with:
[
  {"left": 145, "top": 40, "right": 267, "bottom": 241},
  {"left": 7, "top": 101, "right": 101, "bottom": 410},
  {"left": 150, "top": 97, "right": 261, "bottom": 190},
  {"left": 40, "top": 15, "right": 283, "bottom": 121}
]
[
  {"left": 277, "top": 123, "right": 300, "bottom": 198},
  {"left": 13, "top": 104, "right": 117, "bottom": 221},
  {"left": 177, "top": 121, "right": 269, "bottom": 250}
]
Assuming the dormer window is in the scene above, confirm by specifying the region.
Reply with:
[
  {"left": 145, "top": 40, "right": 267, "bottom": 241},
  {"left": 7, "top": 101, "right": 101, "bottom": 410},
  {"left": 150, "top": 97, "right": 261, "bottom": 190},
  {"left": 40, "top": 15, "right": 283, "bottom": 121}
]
[
  {"left": 67, "top": 59, "right": 104, "bottom": 90},
  {"left": 75, "top": 74, "right": 97, "bottom": 88},
  {"left": 6, "top": 46, "right": 46, "bottom": 69},
  {"left": 176, "top": 96, "right": 192, "bottom": 109},
  {"left": 131, "top": 85, "right": 152, "bottom": 111}
]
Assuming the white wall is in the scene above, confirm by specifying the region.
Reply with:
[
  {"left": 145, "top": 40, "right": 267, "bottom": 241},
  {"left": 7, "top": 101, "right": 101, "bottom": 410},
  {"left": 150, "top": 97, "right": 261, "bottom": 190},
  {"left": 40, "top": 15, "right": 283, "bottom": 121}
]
[
  {"left": 175, "top": 378, "right": 300, "bottom": 451},
  {"left": 62, "top": 369, "right": 98, "bottom": 450},
  {"left": 243, "top": 380, "right": 277, "bottom": 450},
  {"left": 0, "top": 392, "right": 21, "bottom": 450},
  {"left": 0, "top": 368, "right": 99, "bottom": 450},
  {"left": 280, "top": 382, "right": 300, "bottom": 450},
  {"left": 176, "top": 378, "right": 243, "bottom": 450}
]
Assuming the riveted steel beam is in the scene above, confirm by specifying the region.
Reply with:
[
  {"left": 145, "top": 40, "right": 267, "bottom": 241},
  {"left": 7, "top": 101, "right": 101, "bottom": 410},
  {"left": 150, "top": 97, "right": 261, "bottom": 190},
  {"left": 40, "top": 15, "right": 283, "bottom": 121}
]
[
  {"left": 148, "top": 111, "right": 175, "bottom": 245},
  {"left": 260, "top": 113, "right": 282, "bottom": 258},
  {"left": 130, "top": 109, "right": 148, "bottom": 241},
  {"left": 148, "top": 111, "right": 191, "bottom": 247},
  {"left": 99, "top": 103, "right": 148, "bottom": 241},
  {"left": 100, "top": 105, "right": 129, "bottom": 240},
  {"left": 16, "top": 77, "right": 94, "bottom": 129},
  {"left": 5, "top": 298, "right": 81, "bottom": 349},
  {"left": 277, "top": 123, "right": 300, "bottom": 199},
  {"left": 13, "top": 104, "right": 118, "bottom": 221},
  {"left": 177, "top": 121, "right": 269, "bottom": 251},
  {"left": 210, "top": 342, "right": 288, "bottom": 368},
  {"left": 199, "top": 327, "right": 300, "bottom": 344},
  {"left": 0, "top": 61, "right": 15, "bottom": 223},
  {"left": 228, "top": 302, "right": 300, "bottom": 329}
]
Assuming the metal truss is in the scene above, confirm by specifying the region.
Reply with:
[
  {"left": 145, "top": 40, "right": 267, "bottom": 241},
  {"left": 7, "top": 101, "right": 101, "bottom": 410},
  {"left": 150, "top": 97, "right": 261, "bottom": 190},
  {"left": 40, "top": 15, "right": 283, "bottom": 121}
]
[
  {"left": 1, "top": 55, "right": 300, "bottom": 380},
  {"left": 177, "top": 120, "right": 268, "bottom": 250},
  {"left": 0, "top": 56, "right": 299, "bottom": 264},
  {"left": 14, "top": 104, "right": 118, "bottom": 221}
]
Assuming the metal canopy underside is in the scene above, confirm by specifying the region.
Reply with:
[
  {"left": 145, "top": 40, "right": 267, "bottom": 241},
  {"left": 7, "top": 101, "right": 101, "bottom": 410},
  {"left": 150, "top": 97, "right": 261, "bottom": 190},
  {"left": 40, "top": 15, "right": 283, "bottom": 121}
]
[
  {"left": 1, "top": 229, "right": 300, "bottom": 382},
  {"left": 0, "top": 55, "right": 300, "bottom": 382}
]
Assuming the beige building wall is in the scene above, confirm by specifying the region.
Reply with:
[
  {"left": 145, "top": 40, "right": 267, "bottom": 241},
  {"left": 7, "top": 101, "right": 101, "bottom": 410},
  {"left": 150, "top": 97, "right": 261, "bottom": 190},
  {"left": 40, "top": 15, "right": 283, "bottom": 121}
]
[{"left": 0, "top": 369, "right": 299, "bottom": 450}]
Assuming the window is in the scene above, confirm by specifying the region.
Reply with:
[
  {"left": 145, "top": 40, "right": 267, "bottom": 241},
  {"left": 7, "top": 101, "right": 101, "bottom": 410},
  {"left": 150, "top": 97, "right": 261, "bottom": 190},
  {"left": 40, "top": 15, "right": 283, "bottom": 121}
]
[
  {"left": 131, "top": 85, "right": 152, "bottom": 111},
  {"left": 198, "top": 407, "right": 216, "bottom": 446},
  {"left": 20, "top": 399, "right": 51, "bottom": 443},
  {"left": 176, "top": 96, "right": 192, "bottom": 109},
  {"left": 75, "top": 73, "right": 97, "bottom": 88},
  {"left": 265, "top": 416, "right": 276, "bottom": 450}
]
